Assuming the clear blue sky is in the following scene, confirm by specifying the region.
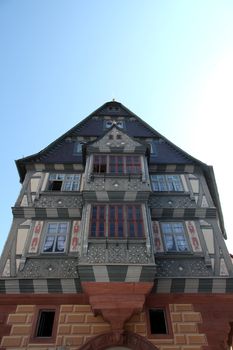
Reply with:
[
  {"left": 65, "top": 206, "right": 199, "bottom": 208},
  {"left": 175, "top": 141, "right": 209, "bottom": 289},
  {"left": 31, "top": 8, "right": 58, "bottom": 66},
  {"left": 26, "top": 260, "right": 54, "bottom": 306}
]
[{"left": 1, "top": 0, "right": 233, "bottom": 255}]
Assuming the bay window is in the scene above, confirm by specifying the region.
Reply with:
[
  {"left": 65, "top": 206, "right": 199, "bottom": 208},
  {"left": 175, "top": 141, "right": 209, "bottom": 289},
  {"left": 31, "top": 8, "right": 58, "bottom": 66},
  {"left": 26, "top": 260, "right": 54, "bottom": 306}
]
[
  {"left": 93, "top": 155, "right": 141, "bottom": 175},
  {"left": 89, "top": 204, "right": 145, "bottom": 239}
]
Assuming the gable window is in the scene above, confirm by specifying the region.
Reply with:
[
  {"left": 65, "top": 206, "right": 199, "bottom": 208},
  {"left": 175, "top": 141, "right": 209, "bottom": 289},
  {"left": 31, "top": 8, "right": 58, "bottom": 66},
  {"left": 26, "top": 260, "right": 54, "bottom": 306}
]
[
  {"left": 89, "top": 204, "right": 145, "bottom": 239},
  {"left": 47, "top": 174, "right": 80, "bottom": 191},
  {"left": 161, "top": 222, "right": 189, "bottom": 252},
  {"left": 116, "top": 120, "right": 124, "bottom": 129},
  {"left": 43, "top": 222, "right": 69, "bottom": 253},
  {"left": 75, "top": 141, "right": 85, "bottom": 153},
  {"left": 151, "top": 175, "right": 183, "bottom": 192},
  {"left": 104, "top": 120, "right": 124, "bottom": 129},
  {"left": 93, "top": 155, "right": 141, "bottom": 175},
  {"left": 148, "top": 141, "right": 158, "bottom": 156},
  {"left": 105, "top": 120, "right": 113, "bottom": 128}
]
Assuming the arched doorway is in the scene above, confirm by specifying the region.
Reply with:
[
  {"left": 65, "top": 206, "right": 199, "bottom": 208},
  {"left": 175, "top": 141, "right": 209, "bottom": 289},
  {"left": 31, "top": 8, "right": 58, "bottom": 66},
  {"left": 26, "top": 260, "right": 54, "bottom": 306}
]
[{"left": 78, "top": 330, "right": 158, "bottom": 350}]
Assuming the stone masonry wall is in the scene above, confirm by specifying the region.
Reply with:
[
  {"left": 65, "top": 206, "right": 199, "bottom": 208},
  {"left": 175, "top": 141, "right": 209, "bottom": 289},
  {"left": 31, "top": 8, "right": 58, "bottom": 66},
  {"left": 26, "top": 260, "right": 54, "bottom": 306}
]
[{"left": 0, "top": 303, "right": 207, "bottom": 350}]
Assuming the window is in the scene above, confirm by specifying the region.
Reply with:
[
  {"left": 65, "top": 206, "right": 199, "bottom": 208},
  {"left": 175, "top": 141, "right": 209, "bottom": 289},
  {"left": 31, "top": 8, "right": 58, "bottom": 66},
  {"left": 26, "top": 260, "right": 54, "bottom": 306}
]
[
  {"left": 127, "top": 205, "right": 144, "bottom": 238},
  {"left": 149, "top": 309, "right": 167, "bottom": 334},
  {"left": 151, "top": 175, "right": 183, "bottom": 192},
  {"left": 93, "top": 155, "right": 107, "bottom": 174},
  {"left": 74, "top": 141, "right": 85, "bottom": 153},
  {"left": 116, "top": 120, "right": 124, "bottom": 129},
  {"left": 161, "top": 222, "right": 189, "bottom": 252},
  {"left": 147, "top": 306, "right": 173, "bottom": 339},
  {"left": 36, "top": 310, "right": 55, "bottom": 337},
  {"left": 148, "top": 141, "right": 158, "bottom": 155},
  {"left": 105, "top": 120, "right": 113, "bottom": 128},
  {"left": 104, "top": 120, "right": 124, "bottom": 129},
  {"left": 89, "top": 204, "right": 145, "bottom": 239},
  {"left": 47, "top": 173, "right": 80, "bottom": 191},
  {"left": 93, "top": 155, "right": 141, "bottom": 175},
  {"left": 31, "top": 306, "right": 59, "bottom": 343},
  {"left": 43, "top": 222, "right": 69, "bottom": 253},
  {"left": 90, "top": 205, "right": 106, "bottom": 238}
]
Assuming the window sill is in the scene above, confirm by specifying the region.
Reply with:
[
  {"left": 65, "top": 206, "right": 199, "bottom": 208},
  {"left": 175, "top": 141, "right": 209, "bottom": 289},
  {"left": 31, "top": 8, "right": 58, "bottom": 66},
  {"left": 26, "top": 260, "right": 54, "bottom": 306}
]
[
  {"left": 91, "top": 173, "right": 143, "bottom": 178},
  {"left": 88, "top": 238, "right": 146, "bottom": 243}
]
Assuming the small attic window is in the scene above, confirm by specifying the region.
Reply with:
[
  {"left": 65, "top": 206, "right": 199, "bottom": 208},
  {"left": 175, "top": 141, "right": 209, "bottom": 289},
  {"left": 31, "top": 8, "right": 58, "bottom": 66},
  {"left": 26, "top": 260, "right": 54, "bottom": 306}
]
[
  {"left": 74, "top": 141, "right": 86, "bottom": 154},
  {"left": 116, "top": 121, "right": 124, "bottom": 129},
  {"left": 104, "top": 120, "right": 125, "bottom": 129},
  {"left": 105, "top": 120, "right": 113, "bottom": 128}
]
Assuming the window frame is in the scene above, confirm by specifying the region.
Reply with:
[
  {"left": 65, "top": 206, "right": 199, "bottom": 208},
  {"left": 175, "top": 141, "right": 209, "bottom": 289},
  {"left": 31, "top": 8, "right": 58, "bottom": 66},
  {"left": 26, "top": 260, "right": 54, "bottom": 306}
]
[
  {"left": 47, "top": 173, "right": 81, "bottom": 192},
  {"left": 89, "top": 204, "right": 145, "bottom": 240},
  {"left": 151, "top": 174, "right": 183, "bottom": 192},
  {"left": 160, "top": 222, "right": 190, "bottom": 253},
  {"left": 30, "top": 306, "right": 59, "bottom": 344},
  {"left": 42, "top": 222, "right": 69, "bottom": 254}
]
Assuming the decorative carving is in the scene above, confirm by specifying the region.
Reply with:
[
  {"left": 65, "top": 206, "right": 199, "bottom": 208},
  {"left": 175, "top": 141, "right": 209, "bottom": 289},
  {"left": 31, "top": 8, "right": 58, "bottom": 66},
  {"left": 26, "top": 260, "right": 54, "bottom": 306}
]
[
  {"left": 17, "top": 258, "right": 79, "bottom": 278},
  {"left": 149, "top": 195, "right": 197, "bottom": 208},
  {"left": 128, "top": 245, "right": 150, "bottom": 264},
  {"left": 82, "top": 243, "right": 152, "bottom": 264},
  {"left": 34, "top": 195, "right": 83, "bottom": 208},
  {"left": 108, "top": 245, "right": 127, "bottom": 263},
  {"left": 86, "top": 245, "right": 106, "bottom": 263},
  {"left": 155, "top": 258, "right": 213, "bottom": 277},
  {"left": 84, "top": 177, "right": 149, "bottom": 192}
]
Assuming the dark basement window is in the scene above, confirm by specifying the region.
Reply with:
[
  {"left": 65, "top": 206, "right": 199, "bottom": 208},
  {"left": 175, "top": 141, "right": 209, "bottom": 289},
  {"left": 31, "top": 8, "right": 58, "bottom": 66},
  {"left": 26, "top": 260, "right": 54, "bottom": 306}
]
[
  {"left": 36, "top": 310, "right": 55, "bottom": 337},
  {"left": 149, "top": 308, "right": 168, "bottom": 335}
]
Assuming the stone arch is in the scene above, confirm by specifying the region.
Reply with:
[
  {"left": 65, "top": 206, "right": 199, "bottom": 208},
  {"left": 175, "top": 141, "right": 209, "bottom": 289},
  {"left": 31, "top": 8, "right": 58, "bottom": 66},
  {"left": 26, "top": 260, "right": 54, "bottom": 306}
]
[{"left": 78, "top": 330, "right": 158, "bottom": 350}]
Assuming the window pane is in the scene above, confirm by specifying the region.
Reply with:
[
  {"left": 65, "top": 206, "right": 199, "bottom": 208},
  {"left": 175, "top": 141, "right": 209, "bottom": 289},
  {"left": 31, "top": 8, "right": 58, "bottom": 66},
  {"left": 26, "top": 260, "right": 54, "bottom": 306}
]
[
  {"left": 151, "top": 175, "right": 167, "bottom": 191},
  {"left": 92, "top": 206, "right": 97, "bottom": 219},
  {"left": 58, "top": 223, "right": 68, "bottom": 234},
  {"left": 47, "top": 223, "right": 58, "bottom": 234},
  {"left": 63, "top": 181, "right": 72, "bottom": 191},
  {"left": 118, "top": 223, "right": 124, "bottom": 238},
  {"left": 55, "top": 236, "right": 66, "bottom": 252},
  {"left": 161, "top": 223, "right": 172, "bottom": 234},
  {"left": 89, "top": 205, "right": 106, "bottom": 238},
  {"left": 167, "top": 175, "right": 183, "bottom": 191},
  {"left": 176, "top": 234, "right": 188, "bottom": 251},
  {"left": 127, "top": 206, "right": 133, "bottom": 220},
  {"left": 164, "top": 233, "right": 176, "bottom": 251},
  {"left": 99, "top": 223, "right": 105, "bottom": 237},
  {"left": 137, "top": 222, "right": 143, "bottom": 238},
  {"left": 90, "top": 223, "right": 96, "bottom": 237},
  {"left": 43, "top": 236, "right": 55, "bottom": 252},
  {"left": 172, "top": 222, "right": 183, "bottom": 233},
  {"left": 129, "top": 223, "right": 135, "bottom": 237}
]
